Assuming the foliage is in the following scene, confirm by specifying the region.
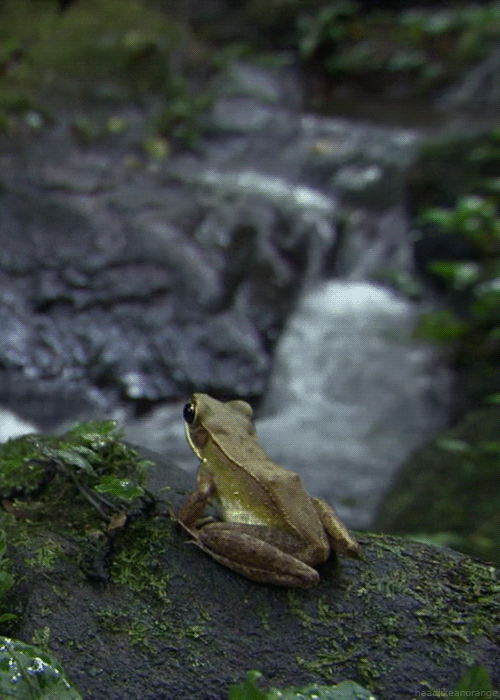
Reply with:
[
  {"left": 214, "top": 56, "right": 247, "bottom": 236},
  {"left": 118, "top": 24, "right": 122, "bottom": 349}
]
[
  {"left": 0, "top": 533, "right": 15, "bottom": 631},
  {"left": 415, "top": 191, "right": 500, "bottom": 356},
  {"left": 454, "top": 664, "right": 493, "bottom": 693},
  {"left": 0, "top": 534, "right": 13, "bottom": 601},
  {"left": 0, "top": 0, "right": 182, "bottom": 92},
  {"left": 296, "top": 1, "right": 500, "bottom": 95},
  {"left": 229, "top": 666, "right": 493, "bottom": 700},
  {"left": 229, "top": 671, "right": 377, "bottom": 700},
  {"left": 0, "top": 420, "right": 152, "bottom": 524},
  {"left": 372, "top": 124, "right": 500, "bottom": 569},
  {"left": 0, "top": 636, "right": 82, "bottom": 699},
  {"left": 0, "top": 0, "right": 212, "bottom": 142},
  {"left": 418, "top": 195, "right": 500, "bottom": 255},
  {"left": 297, "top": 3, "right": 358, "bottom": 59}
]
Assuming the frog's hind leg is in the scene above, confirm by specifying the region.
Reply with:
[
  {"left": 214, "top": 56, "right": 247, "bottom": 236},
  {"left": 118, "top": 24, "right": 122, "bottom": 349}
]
[{"left": 195, "top": 522, "right": 319, "bottom": 588}]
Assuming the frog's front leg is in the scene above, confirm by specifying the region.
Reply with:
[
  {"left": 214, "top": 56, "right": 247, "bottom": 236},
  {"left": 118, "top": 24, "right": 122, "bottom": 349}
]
[
  {"left": 176, "top": 471, "right": 215, "bottom": 536},
  {"left": 193, "top": 522, "right": 320, "bottom": 588}
]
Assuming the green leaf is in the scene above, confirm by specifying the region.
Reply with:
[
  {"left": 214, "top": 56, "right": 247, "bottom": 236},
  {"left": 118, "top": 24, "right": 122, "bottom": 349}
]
[
  {"left": 65, "top": 420, "right": 120, "bottom": 442},
  {"left": 0, "top": 637, "right": 83, "bottom": 699},
  {"left": 229, "top": 670, "right": 267, "bottom": 700},
  {"left": 477, "top": 440, "right": 500, "bottom": 453},
  {"left": 426, "top": 261, "right": 480, "bottom": 290},
  {"left": 416, "top": 206, "right": 453, "bottom": 229},
  {"left": 387, "top": 48, "right": 426, "bottom": 72},
  {"left": 93, "top": 476, "right": 145, "bottom": 502},
  {"left": 0, "top": 571, "right": 14, "bottom": 600},
  {"left": 267, "top": 680, "right": 377, "bottom": 699},
  {"left": 454, "top": 664, "right": 492, "bottom": 692},
  {"left": 297, "top": 3, "right": 357, "bottom": 58},
  {"left": 39, "top": 446, "right": 96, "bottom": 476},
  {"left": 415, "top": 309, "right": 468, "bottom": 342},
  {"left": 229, "top": 671, "right": 377, "bottom": 700},
  {"left": 436, "top": 438, "right": 469, "bottom": 452},
  {"left": 472, "top": 284, "right": 500, "bottom": 320},
  {"left": 0, "top": 613, "right": 17, "bottom": 626}
]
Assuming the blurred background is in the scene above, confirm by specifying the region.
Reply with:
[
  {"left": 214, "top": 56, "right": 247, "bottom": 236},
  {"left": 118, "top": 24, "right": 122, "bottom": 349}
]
[{"left": 1, "top": 0, "right": 500, "bottom": 564}]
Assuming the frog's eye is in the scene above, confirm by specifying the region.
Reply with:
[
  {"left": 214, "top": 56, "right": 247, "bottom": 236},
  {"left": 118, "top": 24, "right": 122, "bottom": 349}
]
[{"left": 183, "top": 402, "right": 196, "bottom": 424}]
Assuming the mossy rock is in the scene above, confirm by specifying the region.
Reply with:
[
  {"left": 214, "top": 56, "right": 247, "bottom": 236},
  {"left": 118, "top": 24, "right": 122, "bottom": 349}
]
[
  {"left": 374, "top": 405, "right": 500, "bottom": 566},
  {"left": 0, "top": 430, "right": 498, "bottom": 698}
]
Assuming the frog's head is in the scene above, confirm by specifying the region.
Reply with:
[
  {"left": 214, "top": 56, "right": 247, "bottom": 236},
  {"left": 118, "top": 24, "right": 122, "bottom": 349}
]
[{"left": 183, "top": 393, "right": 255, "bottom": 460}]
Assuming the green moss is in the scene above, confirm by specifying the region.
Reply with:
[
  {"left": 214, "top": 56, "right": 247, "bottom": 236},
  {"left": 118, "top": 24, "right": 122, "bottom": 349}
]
[
  {"left": 0, "top": 421, "right": 150, "bottom": 521},
  {"left": 30, "top": 625, "right": 51, "bottom": 651},
  {"left": 255, "top": 605, "right": 270, "bottom": 631},
  {"left": 25, "top": 540, "right": 65, "bottom": 572},
  {"left": 0, "top": 420, "right": 154, "bottom": 598},
  {"left": 0, "top": 422, "right": 224, "bottom": 672},
  {"left": 110, "top": 519, "right": 171, "bottom": 603},
  {"left": 286, "top": 589, "right": 319, "bottom": 629},
  {"left": 0, "top": 422, "right": 497, "bottom": 692}
]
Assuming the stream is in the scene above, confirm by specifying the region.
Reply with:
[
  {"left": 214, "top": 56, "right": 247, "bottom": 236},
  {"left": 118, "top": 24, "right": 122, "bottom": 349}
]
[{"left": 255, "top": 280, "right": 452, "bottom": 528}]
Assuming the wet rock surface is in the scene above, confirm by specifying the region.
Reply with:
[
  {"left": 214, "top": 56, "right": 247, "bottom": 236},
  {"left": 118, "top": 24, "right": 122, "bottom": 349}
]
[{"left": 4, "top": 444, "right": 500, "bottom": 700}]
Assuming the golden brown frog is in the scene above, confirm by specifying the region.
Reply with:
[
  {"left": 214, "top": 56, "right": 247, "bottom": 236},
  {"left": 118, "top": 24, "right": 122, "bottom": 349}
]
[{"left": 176, "top": 393, "right": 361, "bottom": 588}]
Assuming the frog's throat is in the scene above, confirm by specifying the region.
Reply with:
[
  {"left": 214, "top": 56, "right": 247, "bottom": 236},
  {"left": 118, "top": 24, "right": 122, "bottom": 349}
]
[{"left": 185, "top": 422, "right": 203, "bottom": 461}]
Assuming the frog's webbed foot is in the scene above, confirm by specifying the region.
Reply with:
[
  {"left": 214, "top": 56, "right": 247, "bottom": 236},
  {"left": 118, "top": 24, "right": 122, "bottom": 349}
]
[
  {"left": 175, "top": 513, "right": 218, "bottom": 540},
  {"left": 193, "top": 522, "right": 320, "bottom": 588}
]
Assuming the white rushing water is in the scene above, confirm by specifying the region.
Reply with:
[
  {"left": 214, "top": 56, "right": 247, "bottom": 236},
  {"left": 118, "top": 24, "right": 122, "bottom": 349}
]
[{"left": 254, "top": 280, "right": 452, "bottom": 528}]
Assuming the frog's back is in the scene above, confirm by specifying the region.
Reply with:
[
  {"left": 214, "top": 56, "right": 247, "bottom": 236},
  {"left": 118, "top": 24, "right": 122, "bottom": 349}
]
[
  {"left": 206, "top": 417, "right": 325, "bottom": 541},
  {"left": 195, "top": 395, "right": 325, "bottom": 539}
]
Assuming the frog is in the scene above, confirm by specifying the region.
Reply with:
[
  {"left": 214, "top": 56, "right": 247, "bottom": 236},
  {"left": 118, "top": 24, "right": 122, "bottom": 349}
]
[{"left": 175, "top": 393, "right": 361, "bottom": 588}]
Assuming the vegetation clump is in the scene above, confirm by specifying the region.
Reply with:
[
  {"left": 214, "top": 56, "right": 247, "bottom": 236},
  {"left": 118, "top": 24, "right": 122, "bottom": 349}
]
[
  {"left": 297, "top": 2, "right": 500, "bottom": 97},
  {"left": 410, "top": 128, "right": 500, "bottom": 395},
  {"left": 228, "top": 665, "right": 493, "bottom": 700},
  {"left": 0, "top": 0, "right": 211, "bottom": 142},
  {"left": 0, "top": 420, "right": 152, "bottom": 535},
  {"left": 376, "top": 128, "right": 500, "bottom": 565}
]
